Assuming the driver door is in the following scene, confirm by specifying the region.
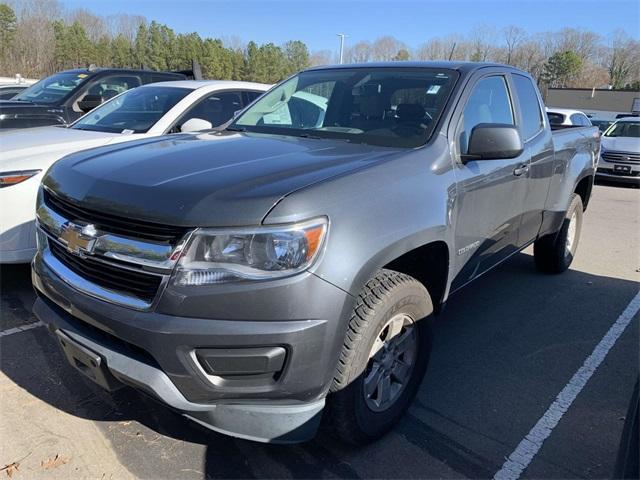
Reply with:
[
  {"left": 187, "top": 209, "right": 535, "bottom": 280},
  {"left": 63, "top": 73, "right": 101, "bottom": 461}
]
[{"left": 450, "top": 74, "right": 529, "bottom": 291}]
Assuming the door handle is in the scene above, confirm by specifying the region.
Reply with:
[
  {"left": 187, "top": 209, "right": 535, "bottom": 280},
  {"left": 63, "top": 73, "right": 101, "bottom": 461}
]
[{"left": 513, "top": 164, "right": 529, "bottom": 176}]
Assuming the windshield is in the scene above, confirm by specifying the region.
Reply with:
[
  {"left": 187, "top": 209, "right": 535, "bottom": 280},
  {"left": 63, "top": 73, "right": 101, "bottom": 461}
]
[
  {"left": 231, "top": 67, "right": 459, "bottom": 148},
  {"left": 72, "top": 86, "right": 190, "bottom": 133},
  {"left": 13, "top": 72, "right": 90, "bottom": 104},
  {"left": 604, "top": 121, "right": 640, "bottom": 138}
]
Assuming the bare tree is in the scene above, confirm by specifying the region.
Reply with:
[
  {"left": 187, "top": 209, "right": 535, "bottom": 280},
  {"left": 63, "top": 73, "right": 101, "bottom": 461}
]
[
  {"left": 346, "top": 41, "right": 372, "bottom": 63},
  {"left": 106, "top": 13, "right": 146, "bottom": 43},
  {"left": 513, "top": 40, "right": 546, "bottom": 82},
  {"left": 309, "top": 49, "right": 333, "bottom": 67},
  {"left": 416, "top": 34, "right": 465, "bottom": 61},
  {"left": 503, "top": 25, "right": 526, "bottom": 65},
  {"left": 371, "top": 36, "right": 406, "bottom": 61},
  {"left": 605, "top": 30, "right": 640, "bottom": 88},
  {"left": 556, "top": 28, "right": 601, "bottom": 63},
  {"left": 469, "top": 25, "right": 495, "bottom": 61},
  {"left": 68, "top": 8, "right": 107, "bottom": 42},
  {"left": 6, "top": 0, "right": 60, "bottom": 76},
  {"left": 221, "top": 35, "right": 246, "bottom": 52}
]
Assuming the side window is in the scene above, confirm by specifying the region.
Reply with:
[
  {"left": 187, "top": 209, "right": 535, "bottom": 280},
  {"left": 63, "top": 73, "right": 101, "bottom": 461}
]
[
  {"left": 570, "top": 113, "right": 591, "bottom": 126},
  {"left": 512, "top": 74, "right": 544, "bottom": 139},
  {"left": 89, "top": 75, "right": 141, "bottom": 101},
  {"left": 459, "top": 76, "right": 514, "bottom": 154},
  {"left": 180, "top": 91, "right": 243, "bottom": 128},
  {"left": 244, "top": 91, "right": 263, "bottom": 104},
  {"left": 76, "top": 75, "right": 141, "bottom": 111},
  {"left": 547, "top": 112, "right": 565, "bottom": 125},
  {"left": 149, "top": 74, "right": 179, "bottom": 84}
]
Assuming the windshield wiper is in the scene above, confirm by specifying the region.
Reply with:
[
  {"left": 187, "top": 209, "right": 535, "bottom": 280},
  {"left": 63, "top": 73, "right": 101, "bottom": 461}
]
[{"left": 225, "top": 126, "right": 246, "bottom": 132}]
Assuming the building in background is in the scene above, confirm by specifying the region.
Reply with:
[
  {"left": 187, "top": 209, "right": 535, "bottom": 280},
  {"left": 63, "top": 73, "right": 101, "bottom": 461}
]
[{"left": 546, "top": 88, "right": 640, "bottom": 121}]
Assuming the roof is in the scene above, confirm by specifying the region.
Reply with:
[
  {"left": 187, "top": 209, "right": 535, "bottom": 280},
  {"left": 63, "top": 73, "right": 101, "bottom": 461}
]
[
  {"left": 306, "top": 61, "right": 523, "bottom": 74},
  {"left": 141, "top": 80, "right": 272, "bottom": 91},
  {"left": 59, "top": 67, "right": 185, "bottom": 76}
]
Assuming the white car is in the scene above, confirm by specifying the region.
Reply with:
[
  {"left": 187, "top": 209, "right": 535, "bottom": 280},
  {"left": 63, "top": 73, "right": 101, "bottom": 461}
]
[
  {"left": 0, "top": 75, "right": 37, "bottom": 100},
  {"left": 545, "top": 107, "right": 592, "bottom": 127},
  {"left": 0, "top": 80, "right": 271, "bottom": 263},
  {"left": 596, "top": 117, "right": 640, "bottom": 184}
]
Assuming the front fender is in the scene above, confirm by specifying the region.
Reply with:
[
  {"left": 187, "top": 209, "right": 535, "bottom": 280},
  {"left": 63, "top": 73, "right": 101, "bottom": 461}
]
[{"left": 264, "top": 141, "right": 456, "bottom": 298}]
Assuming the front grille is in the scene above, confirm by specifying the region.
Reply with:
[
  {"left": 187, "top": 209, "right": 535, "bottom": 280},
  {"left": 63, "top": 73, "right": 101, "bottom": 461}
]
[
  {"left": 44, "top": 188, "right": 187, "bottom": 244},
  {"left": 602, "top": 151, "right": 640, "bottom": 165},
  {"left": 49, "top": 240, "right": 163, "bottom": 304}
]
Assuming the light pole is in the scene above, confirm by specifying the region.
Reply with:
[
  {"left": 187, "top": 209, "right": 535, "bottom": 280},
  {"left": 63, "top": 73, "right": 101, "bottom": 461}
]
[{"left": 337, "top": 33, "right": 348, "bottom": 64}]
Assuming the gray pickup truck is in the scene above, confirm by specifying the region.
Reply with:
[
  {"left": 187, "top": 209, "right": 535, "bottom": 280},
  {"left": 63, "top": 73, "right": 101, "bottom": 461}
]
[{"left": 32, "top": 62, "right": 600, "bottom": 445}]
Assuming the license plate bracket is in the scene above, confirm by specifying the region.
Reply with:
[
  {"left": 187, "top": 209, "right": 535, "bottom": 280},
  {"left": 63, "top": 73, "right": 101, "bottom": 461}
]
[{"left": 55, "top": 330, "right": 123, "bottom": 391}]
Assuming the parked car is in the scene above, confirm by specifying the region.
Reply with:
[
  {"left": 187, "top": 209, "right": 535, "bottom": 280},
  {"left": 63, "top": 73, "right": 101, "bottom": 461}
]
[
  {"left": 0, "top": 75, "right": 37, "bottom": 100},
  {"left": 546, "top": 107, "right": 592, "bottom": 127},
  {"left": 32, "top": 61, "right": 599, "bottom": 445},
  {"left": 0, "top": 84, "right": 30, "bottom": 100},
  {"left": 0, "top": 80, "right": 270, "bottom": 263},
  {"left": 615, "top": 113, "right": 639, "bottom": 119},
  {"left": 596, "top": 117, "right": 640, "bottom": 184},
  {"left": 0, "top": 66, "right": 192, "bottom": 130}
]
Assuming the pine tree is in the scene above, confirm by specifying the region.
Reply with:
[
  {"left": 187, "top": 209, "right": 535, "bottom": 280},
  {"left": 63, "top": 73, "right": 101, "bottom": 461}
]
[{"left": 0, "top": 4, "right": 17, "bottom": 62}]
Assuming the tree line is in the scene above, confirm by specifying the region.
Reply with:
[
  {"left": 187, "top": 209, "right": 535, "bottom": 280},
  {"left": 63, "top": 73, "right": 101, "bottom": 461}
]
[
  {"left": 0, "top": 0, "right": 310, "bottom": 83},
  {"left": 1, "top": 0, "right": 639, "bottom": 91}
]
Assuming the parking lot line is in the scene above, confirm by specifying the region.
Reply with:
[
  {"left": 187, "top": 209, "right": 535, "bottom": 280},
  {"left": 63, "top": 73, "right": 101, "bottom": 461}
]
[
  {"left": 0, "top": 320, "right": 44, "bottom": 338},
  {"left": 493, "top": 291, "right": 640, "bottom": 480}
]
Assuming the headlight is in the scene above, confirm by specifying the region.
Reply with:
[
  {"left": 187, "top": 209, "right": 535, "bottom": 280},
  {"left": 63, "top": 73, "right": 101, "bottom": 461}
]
[
  {"left": 172, "top": 217, "right": 328, "bottom": 285},
  {"left": 0, "top": 169, "right": 41, "bottom": 188}
]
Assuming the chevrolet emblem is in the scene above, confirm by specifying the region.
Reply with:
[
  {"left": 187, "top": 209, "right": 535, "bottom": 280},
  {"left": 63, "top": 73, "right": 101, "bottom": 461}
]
[{"left": 59, "top": 222, "right": 97, "bottom": 255}]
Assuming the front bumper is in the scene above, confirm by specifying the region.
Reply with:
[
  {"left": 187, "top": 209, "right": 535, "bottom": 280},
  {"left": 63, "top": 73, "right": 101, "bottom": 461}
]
[
  {"left": 595, "top": 167, "right": 640, "bottom": 184},
  {"left": 596, "top": 155, "right": 640, "bottom": 184},
  {"left": 32, "top": 250, "right": 354, "bottom": 443}
]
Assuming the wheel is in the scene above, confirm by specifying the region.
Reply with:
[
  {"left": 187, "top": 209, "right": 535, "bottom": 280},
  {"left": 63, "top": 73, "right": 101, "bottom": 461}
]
[
  {"left": 534, "top": 193, "right": 583, "bottom": 273},
  {"left": 325, "top": 269, "right": 433, "bottom": 445}
]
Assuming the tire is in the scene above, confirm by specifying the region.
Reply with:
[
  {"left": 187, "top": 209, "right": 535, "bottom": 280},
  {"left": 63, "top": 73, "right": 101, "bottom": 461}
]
[
  {"left": 325, "top": 269, "right": 434, "bottom": 445},
  {"left": 534, "top": 193, "right": 583, "bottom": 274}
]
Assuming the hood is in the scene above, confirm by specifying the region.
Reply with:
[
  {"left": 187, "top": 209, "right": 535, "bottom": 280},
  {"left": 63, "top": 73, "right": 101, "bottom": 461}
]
[
  {"left": 0, "top": 126, "right": 121, "bottom": 171},
  {"left": 601, "top": 135, "right": 640, "bottom": 153},
  {"left": 0, "top": 101, "right": 66, "bottom": 129},
  {"left": 0, "top": 100, "right": 72, "bottom": 129},
  {"left": 44, "top": 131, "right": 404, "bottom": 227},
  {"left": 0, "top": 99, "right": 37, "bottom": 107}
]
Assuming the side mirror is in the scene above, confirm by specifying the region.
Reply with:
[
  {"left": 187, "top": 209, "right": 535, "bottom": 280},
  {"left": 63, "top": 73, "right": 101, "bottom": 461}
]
[
  {"left": 78, "top": 94, "right": 103, "bottom": 113},
  {"left": 464, "top": 123, "right": 524, "bottom": 162},
  {"left": 180, "top": 117, "right": 213, "bottom": 133}
]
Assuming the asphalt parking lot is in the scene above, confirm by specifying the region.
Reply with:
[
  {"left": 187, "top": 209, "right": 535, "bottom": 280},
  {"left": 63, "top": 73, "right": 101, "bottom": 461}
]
[{"left": 1, "top": 181, "right": 638, "bottom": 479}]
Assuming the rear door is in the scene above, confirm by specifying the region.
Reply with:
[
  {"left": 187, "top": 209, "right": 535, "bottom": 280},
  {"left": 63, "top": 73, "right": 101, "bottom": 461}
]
[
  {"left": 450, "top": 72, "right": 529, "bottom": 291},
  {"left": 510, "top": 73, "right": 555, "bottom": 244}
]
